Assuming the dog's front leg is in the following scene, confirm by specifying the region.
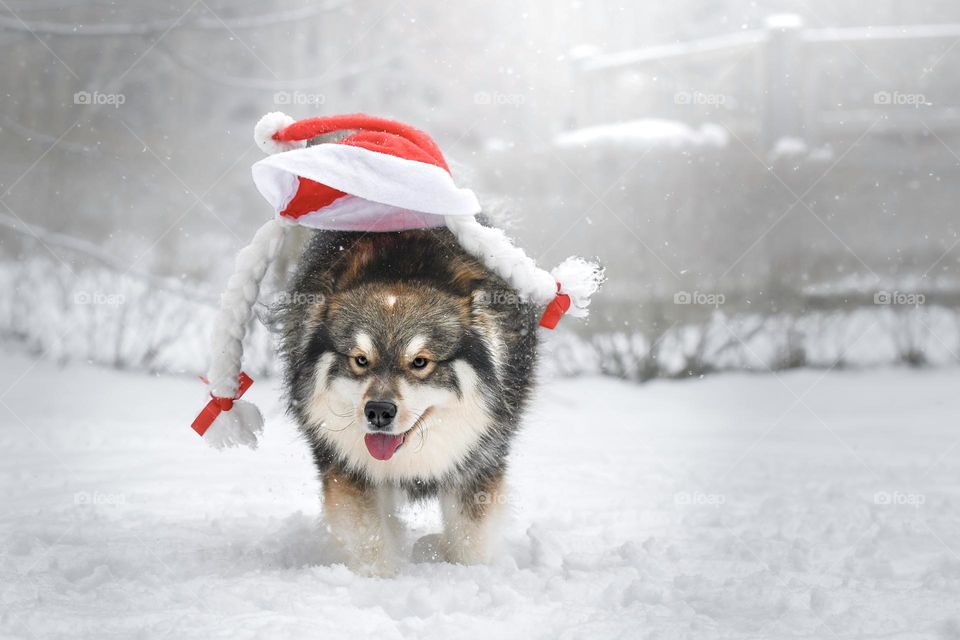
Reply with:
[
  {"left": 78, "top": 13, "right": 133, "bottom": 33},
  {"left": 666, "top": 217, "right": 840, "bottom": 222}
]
[
  {"left": 322, "top": 470, "right": 398, "bottom": 576},
  {"left": 438, "top": 474, "right": 506, "bottom": 565}
]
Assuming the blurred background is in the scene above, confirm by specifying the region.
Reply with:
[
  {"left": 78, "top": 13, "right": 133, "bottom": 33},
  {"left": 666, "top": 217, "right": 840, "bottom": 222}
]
[{"left": 2, "top": 0, "right": 959, "bottom": 381}]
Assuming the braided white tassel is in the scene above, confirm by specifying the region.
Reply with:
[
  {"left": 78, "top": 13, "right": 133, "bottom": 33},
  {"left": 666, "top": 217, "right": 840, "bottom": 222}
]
[
  {"left": 207, "top": 218, "right": 288, "bottom": 399},
  {"left": 445, "top": 215, "right": 603, "bottom": 320},
  {"left": 445, "top": 215, "right": 556, "bottom": 304}
]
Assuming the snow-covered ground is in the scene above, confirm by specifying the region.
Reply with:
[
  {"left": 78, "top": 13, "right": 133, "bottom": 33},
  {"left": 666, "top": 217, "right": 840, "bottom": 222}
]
[{"left": 1, "top": 353, "right": 959, "bottom": 639}]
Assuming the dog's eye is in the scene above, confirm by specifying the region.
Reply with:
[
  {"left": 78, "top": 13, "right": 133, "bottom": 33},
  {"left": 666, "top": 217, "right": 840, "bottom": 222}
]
[
  {"left": 354, "top": 355, "right": 369, "bottom": 367},
  {"left": 411, "top": 356, "right": 429, "bottom": 369}
]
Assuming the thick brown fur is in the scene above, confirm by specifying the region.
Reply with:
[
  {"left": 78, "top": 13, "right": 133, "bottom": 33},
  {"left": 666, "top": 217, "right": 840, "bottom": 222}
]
[{"left": 273, "top": 224, "right": 539, "bottom": 572}]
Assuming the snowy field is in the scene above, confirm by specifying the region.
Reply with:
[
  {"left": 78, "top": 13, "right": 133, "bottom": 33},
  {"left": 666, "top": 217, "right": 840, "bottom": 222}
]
[{"left": 2, "top": 353, "right": 959, "bottom": 639}]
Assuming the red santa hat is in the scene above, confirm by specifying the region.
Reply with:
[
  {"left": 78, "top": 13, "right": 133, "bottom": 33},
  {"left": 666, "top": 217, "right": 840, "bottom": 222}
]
[{"left": 193, "top": 112, "right": 604, "bottom": 448}]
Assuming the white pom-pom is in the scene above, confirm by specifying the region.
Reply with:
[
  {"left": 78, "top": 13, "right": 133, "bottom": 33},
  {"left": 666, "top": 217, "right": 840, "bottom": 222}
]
[
  {"left": 203, "top": 400, "right": 264, "bottom": 450},
  {"left": 254, "top": 112, "right": 304, "bottom": 155},
  {"left": 552, "top": 257, "right": 605, "bottom": 318}
]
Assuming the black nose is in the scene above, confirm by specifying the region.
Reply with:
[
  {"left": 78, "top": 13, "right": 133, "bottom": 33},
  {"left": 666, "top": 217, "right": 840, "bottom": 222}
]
[{"left": 365, "top": 400, "right": 397, "bottom": 430}]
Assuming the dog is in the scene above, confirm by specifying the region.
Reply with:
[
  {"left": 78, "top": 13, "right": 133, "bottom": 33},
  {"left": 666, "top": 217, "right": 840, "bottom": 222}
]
[{"left": 276, "top": 224, "right": 539, "bottom": 575}]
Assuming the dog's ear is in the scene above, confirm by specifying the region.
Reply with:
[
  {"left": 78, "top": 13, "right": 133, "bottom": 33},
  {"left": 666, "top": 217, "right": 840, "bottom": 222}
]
[
  {"left": 469, "top": 278, "right": 509, "bottom": 328},
  {"left": 289, "top": 292, "right": 327, "bottom": 354},
  {"left": 470, "top": 288, "right": 492, "bottom": 310},
  {"left": 303, "top": 294, "right": 327, "bottom": 329},
  {"left": 275, "top": 285, "right": 331, "bottom": 370},
  {"left": 448, "top": 253, "right": 488, "bottom": 297}
]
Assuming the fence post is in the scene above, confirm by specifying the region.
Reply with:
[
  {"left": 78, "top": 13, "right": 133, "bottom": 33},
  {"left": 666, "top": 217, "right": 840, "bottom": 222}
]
[
  {"left": 761, "top": 14, "right": 806, "bottom": 151},
  {"left": 569, "top": 46, "right": 600, "bottom": 130}
]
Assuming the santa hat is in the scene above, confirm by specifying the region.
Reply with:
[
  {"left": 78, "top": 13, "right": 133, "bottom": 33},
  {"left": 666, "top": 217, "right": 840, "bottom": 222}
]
[{"left": 192, "top": 112, "right": 604, "bottom": 448}]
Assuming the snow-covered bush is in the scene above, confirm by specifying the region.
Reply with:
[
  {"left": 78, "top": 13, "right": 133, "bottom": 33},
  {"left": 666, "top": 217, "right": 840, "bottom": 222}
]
[
  {"left": 0, "top": 258, "right": 276, "bottom": 377},
  {"left": 2, "top": 255, "right": 958, "bottom": 382},
  {"left": 541, "top": 306, "right": 960, "bottom": 381}
]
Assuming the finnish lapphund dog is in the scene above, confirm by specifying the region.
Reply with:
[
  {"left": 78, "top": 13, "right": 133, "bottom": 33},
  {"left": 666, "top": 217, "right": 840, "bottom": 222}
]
[{"left": 276, "top": 225, "right": 538, "bottom": 575}]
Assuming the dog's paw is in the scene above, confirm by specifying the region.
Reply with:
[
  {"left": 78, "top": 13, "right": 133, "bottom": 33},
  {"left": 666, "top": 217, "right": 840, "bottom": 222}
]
[
  {"left": 412, "top": 533, "right": 445, "bottom": 563},
  {"left": 440, "top": 535, "right": 491, "bottom": 566},
  {"left": 412, "top": 532, "right": 490, "bottom": 565},
  {"left": 333, "top": 535, "right": 400, "bottom": 577},
  {"left": 349, "top": 554, "right": 399, "bottom": 578}
]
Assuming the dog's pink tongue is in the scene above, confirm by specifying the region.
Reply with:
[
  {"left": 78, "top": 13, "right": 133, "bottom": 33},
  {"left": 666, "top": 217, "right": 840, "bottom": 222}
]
[{"left": 364, "top": 433, "right": 404, "bottom": 461}]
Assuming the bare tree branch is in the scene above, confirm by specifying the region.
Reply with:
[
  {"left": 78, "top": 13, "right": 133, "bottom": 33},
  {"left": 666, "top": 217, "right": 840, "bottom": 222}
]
[
  {"left": 0, "top": 1, "right": 351, "bottom": 36},
  {"left": 0, "top": 211, "right": 217, "bottom": 307},
  {"left": 0, "top": 112, "right": 101, "bottom": 155},
  {"left": 155, "top": 41, "right": 400, "bottom": 90}
]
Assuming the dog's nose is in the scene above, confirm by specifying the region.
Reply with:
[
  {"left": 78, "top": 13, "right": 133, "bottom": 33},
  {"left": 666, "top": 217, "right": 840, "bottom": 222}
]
[{"left": 365, "top": 400, "right": 397, "bottom": 430}]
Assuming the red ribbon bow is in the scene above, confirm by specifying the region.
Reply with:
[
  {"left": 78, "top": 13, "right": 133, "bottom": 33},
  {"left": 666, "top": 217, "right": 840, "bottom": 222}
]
[
  {"left": 539, "top": 284, "right": 571, "bottom": 330},
  {"left": 191, "top": 372, "right": 254, "bottom": 437}
]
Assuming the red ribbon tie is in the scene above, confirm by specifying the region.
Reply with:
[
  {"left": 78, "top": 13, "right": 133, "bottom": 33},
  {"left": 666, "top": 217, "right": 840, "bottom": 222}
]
[
  {"left": 191, "top": 372, "right": 254, "bottom": 437},
  {"left": 539, "top": 284, "right": 571, "bottom": 330}
]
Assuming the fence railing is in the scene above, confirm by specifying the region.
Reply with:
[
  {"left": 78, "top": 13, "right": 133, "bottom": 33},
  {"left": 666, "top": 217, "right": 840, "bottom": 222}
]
[{"left": 573, "top": 15, "right": 960, "bottom": 150}]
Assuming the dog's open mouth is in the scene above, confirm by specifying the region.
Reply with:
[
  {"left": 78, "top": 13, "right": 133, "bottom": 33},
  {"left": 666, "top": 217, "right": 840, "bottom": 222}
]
[
  {"left": 363, "top": 409, "right": 430, "bottom": 461},
  {"left": 364, "top": 432, "right": 406, "bottom": 461}
]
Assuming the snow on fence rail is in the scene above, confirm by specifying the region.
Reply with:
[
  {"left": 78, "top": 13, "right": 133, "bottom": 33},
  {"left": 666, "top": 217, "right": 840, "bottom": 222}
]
[
  {"left": 580, "top": 30, "right": 767, "bottom": 71},
  {"left": 804, "top": 23, "right": 960, "bottom": 43}
]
